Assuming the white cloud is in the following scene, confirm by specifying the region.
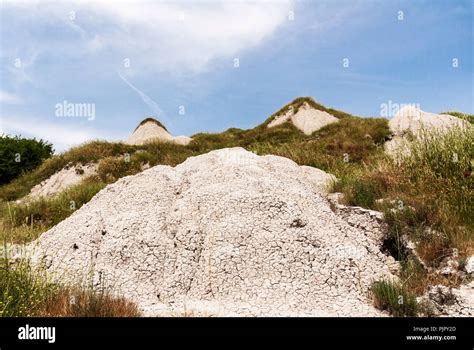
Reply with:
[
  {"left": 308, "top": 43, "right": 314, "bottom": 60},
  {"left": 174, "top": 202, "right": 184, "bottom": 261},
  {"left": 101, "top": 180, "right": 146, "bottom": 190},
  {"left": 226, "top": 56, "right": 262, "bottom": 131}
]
[
  {"left": 2, "top": 0, "right": 294, "bottom": 73},
  {"left": 1, "top": 115, "right": 117, "bottom": 152},
  {"left": 0, "top": 91, "right": 22, "bottom": 104}
]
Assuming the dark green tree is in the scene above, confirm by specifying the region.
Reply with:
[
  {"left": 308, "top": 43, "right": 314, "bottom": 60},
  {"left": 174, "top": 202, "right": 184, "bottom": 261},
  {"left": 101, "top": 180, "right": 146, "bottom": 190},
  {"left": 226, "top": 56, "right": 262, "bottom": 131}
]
[{"left": 0, "top": 135, "right": 54, "bottom": 185}]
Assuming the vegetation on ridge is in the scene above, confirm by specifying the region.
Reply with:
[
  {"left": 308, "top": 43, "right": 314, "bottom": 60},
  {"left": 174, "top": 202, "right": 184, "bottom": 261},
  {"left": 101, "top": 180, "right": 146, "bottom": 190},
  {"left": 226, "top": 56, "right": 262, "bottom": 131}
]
[
  {"left": 441, "top": 111, "right": 474, "bottom": 124},
  {"left": 261, "top": 96, "right": 353, "bottom": 126}
]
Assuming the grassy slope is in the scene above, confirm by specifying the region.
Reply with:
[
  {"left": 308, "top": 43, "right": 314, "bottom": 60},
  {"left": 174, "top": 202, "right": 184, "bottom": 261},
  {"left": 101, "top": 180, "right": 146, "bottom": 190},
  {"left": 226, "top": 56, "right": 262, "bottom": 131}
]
[{"left": 339, "top": 126, "right": 473, "bottom": 313}]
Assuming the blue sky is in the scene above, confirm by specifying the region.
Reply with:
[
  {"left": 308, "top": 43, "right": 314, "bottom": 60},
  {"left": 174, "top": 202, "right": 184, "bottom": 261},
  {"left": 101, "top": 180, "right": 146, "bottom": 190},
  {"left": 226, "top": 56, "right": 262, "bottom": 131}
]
[{"left": 0, "top": 0, "right": 472, "bottom": 152}]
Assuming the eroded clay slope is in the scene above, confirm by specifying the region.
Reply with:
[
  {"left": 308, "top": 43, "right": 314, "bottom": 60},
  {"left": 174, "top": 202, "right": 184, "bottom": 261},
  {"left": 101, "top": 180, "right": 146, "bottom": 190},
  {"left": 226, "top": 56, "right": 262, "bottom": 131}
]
[{"left": 31, "top": 148, "right": 395, "bottom": 316}]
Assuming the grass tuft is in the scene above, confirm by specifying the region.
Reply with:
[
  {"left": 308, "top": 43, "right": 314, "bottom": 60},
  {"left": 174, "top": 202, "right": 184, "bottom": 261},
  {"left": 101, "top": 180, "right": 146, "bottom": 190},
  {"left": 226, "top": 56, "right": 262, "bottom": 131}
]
[{"left": 371, "top": 280, "right": 419, "bottom": 316}]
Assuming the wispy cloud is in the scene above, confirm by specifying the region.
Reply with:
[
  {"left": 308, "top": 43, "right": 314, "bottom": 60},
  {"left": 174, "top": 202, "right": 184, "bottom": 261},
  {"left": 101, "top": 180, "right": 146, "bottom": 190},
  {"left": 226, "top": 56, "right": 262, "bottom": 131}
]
[
  {"left": 0, "top": 91, "right": 22, "bottom": 104},
  {"left": 2, "top": 0, "right": 294, "bottom": 74}
]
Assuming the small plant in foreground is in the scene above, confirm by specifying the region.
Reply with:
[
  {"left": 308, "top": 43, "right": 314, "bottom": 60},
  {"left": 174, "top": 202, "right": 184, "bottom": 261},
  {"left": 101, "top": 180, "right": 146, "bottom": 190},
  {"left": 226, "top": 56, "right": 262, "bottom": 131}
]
[{"left": 371, "top": 280, "right": 419, "bottom": 317}]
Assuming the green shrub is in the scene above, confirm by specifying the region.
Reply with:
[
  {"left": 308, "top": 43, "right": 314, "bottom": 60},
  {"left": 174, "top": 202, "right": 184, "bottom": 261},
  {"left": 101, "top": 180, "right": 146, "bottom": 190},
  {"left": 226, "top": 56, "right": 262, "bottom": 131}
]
[
  {"left": 0, "top": 135, "right": 53, "bottom": 185},
  {"left": 371, "top": 280, "right": 419, "bottom": 316}
]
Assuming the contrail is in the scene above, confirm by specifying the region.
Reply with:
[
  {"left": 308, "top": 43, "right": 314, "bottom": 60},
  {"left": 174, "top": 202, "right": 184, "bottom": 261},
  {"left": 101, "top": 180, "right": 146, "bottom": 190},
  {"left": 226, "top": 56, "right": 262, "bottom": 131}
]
[{"left": 118, "top": 71, "right": 171, "bottom": 125}]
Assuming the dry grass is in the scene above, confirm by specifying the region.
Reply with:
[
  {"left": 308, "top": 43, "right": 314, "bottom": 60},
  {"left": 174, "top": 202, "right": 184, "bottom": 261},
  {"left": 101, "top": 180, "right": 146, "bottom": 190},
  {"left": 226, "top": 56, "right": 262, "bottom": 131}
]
[
  {"left": 0, "top": 258, "right": 140, "bottom": 317},
  {"left": 1, "top": 178, "right": 106, "bottom": 243},
  {"left": 38, "top": 287, "right": 140, "bottom": 317},
  {"left": 398, "top": 256, "right": 465, "bottom": 295}
]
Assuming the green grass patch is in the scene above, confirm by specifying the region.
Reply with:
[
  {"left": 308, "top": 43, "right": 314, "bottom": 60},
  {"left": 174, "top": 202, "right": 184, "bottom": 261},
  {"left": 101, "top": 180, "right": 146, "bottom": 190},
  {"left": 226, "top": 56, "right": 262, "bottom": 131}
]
[
  {"left": 371, "top": 279, "right": 419, "bottom": 316},
  {"left": 1, "top": 178, "right": 106, "bottom": 243}
]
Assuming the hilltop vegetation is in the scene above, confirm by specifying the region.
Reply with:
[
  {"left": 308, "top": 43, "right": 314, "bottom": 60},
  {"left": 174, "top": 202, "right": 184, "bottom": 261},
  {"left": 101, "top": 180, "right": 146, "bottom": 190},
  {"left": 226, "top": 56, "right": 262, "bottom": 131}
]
[
  {"left": 0, "top": 98, "right": 388, "bottom": 202},
  {"left": 441, "top": 111, "right": 474, "bottom": 124}
]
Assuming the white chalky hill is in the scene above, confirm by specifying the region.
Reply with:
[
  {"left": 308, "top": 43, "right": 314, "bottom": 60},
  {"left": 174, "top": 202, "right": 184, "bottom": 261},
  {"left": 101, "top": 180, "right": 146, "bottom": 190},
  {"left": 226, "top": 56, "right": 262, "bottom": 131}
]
[
  {"left": 31, "top": 148, "right": 397, "bottom": 316},
  {"left": 126, "top": 118, "right": 192, "bottom": 146}
]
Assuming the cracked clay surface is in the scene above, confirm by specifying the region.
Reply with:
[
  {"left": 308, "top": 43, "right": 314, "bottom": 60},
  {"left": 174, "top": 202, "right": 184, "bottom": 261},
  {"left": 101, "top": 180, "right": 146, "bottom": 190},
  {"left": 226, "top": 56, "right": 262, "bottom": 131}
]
[{"left": 31, "top": 148, "right": 396, "bottom": 316}]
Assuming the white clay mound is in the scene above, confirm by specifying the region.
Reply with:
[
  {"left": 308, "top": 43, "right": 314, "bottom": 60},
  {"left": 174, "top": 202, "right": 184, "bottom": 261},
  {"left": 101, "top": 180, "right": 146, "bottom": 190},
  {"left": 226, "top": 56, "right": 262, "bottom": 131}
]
[
  {"left": 127, "top": 118, "right": 192, "bottom": 146},
  {"left": 31, "top": 147, "right": 397, "bottom": 317},
  {"left": 385, "top": 106, "right": 469, "bottom": 155}
]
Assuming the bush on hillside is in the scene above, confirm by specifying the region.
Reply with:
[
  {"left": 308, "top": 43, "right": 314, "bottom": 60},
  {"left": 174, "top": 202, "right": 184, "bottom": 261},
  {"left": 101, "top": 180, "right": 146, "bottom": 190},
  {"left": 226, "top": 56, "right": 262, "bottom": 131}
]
[
  {"left": 0, "top": 135, "right": 53, "bottom": 185},
  {"left": 371, "top": 280, "right": 419, "bottom": 316}
]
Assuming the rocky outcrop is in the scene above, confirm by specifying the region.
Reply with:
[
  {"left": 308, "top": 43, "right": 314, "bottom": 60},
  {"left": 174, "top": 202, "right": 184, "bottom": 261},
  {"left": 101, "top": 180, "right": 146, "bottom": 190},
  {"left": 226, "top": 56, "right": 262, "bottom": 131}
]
[
  {"left": 418, "top": 282, "right": 474, "bottom": 317},
  {"left": 385, "top": 106, "right": 469, "bottom": 156}
]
